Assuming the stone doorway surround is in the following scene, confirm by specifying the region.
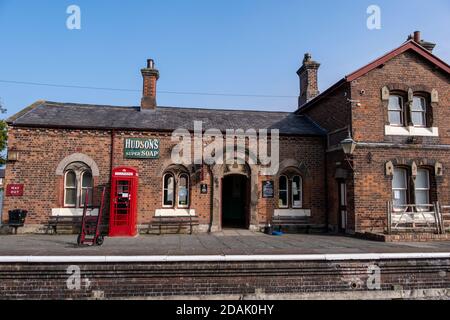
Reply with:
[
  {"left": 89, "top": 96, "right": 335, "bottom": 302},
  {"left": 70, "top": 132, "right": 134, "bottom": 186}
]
[{"left": 210, "top": 162, "right": 260, "bottom": 232}]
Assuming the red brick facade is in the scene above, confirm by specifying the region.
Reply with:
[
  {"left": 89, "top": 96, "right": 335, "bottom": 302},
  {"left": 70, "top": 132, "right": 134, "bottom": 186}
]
[
  {"left": 299, "top": 35, "right": 450, "bottom": 235},
  {"left": 2, "top": 127, "right": 326, "bottom": 233}
]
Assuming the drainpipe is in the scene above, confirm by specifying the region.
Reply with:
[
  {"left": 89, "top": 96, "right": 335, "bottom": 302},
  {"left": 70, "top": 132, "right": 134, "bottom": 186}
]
[
  {"left": 208, "top": 165, "right": 214, "bottom": 233},
  {"left": 107, "top": 129, "right": 115, "bottom": 230},
  {"left": 110, "top": 130, "right": 115, "bottom": 181},
  {"left": 324, "top": 140, "right": 329, "bottom": 233}
]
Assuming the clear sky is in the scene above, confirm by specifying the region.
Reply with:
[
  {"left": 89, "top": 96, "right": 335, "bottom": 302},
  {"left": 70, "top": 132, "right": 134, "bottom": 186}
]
[{"left": 0, "top": 0, "right": 449, "bottom": 117}]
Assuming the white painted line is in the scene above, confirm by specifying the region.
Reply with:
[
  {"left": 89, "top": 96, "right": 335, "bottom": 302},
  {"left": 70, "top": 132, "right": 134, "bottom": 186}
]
[{"left": 1, "top": 252, "right": 450, "bottom": 263}]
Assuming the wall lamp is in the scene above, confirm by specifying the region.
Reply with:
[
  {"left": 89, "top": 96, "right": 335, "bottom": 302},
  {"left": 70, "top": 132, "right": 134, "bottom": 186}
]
[
  {"left": 340, "top": 131, "right": 356, "bottom": 171},
  {"left": 7, "top": 148, "right": 19, "bottom": 162}
]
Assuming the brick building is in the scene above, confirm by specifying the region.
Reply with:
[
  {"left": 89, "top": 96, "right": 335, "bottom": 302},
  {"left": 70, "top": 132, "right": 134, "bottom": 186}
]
[{"left": 2, "top": 32, "right": 450, "bottom": 238}]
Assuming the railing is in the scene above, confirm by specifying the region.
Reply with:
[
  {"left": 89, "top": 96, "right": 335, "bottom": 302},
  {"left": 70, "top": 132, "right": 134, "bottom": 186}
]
[
  {"left": 387, "top": 202, "right": 442, "bottom": 234},
  {"left": 438, "top": 203, "right": 450, "bottom": 233}
]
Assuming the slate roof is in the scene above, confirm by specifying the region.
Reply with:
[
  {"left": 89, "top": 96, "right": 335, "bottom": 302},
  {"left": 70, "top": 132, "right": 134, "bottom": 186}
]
[{"left": 7, "top": 101, "right": 326, "bottom": 136}]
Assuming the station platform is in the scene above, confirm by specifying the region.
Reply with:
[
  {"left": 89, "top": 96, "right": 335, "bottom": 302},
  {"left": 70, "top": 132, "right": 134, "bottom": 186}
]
[
  {"left": 1, "top": 231, "right": 450, "bottom": 257},
  {"left": 1, "top": 232, "right": 449, "bottom": 299}
]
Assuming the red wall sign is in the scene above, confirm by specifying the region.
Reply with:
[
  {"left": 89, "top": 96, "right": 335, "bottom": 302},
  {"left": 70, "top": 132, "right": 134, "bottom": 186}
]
[{"left": 6, "top": 184, "right": 24, "bottom": 197}]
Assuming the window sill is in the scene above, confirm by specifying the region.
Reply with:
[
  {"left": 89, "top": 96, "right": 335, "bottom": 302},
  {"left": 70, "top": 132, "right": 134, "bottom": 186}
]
[
  {"left": 274, "top": 208, "right": 311, "bottom": 217},
  {"left": 52, "top": 208, "right": 99, "bottom": 217},
  {"left": 155, "top": 208, "right": 196, "bottom": 217},
  {"left": 385, "top": 125, "right": 438, "bottom": 137}
]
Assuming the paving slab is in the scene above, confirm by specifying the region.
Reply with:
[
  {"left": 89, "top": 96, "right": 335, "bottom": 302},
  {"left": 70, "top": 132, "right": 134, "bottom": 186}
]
[{"left": 0, "top": 232, "right": 449, "bottom": 256}]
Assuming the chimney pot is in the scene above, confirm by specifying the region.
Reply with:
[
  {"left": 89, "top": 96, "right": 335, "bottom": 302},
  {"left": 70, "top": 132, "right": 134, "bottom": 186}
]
[{"left": 413, "top": 31, "right": 421, "bottom": 43}]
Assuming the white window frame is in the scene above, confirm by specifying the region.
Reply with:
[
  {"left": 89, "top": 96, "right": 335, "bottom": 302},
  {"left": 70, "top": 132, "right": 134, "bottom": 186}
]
[
  {"left": 162, "top": 173, "right": 175, "bottom": 208},
  {"left": 415, "top": 169, "right": 430, "bottom": 209},
  {"left": 392, "top": 168, "right": 408, "bottom": 211},
  {"left": 278, "top": 175, "right": 289, "bottom": 209},
  {"left": 411, "top": 96, "right": 427, "bottom": 128},
  {"left": 177, "top": 173, "right": 190, "bottom": 208},
  {"left": 64, "top": 170, "right": 77, "bottom": 208},
  {"left": 388, "top": 95, "right": 405, "bottom": 127},
  {"left": 291, "top": 175, "right": 303, "bottom": 209},
  {"left": 80, "top": 170, "right": 93, "bottom": 207}
]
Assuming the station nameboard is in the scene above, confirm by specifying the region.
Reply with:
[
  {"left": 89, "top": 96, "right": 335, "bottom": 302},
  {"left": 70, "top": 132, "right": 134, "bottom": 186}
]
[{"left": 124, "top": 138, "right": 160, "bottom": 159}]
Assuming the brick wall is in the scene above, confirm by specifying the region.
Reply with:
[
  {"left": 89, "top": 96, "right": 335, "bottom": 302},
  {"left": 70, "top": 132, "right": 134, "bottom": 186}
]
[
  {"left": 302, "top": 82, "right": 352, "bottom": 135},
  {"left": 349, "top": 50, "right": 450, "bottom": 233},
  {"left": 301, "top": 49, "right": 450, "bottom": 235},
  {"left": 2, "top": 127, "right": 327, "bottom": 231},
  {"left": 351, "top": 50, "right": 449, "bottom": 144},
  {"left": 353, "top": 146, "right": 450, "bottom": 233},
  {"left": 1, "top": 258, "right": 449, "bottom": 299}
]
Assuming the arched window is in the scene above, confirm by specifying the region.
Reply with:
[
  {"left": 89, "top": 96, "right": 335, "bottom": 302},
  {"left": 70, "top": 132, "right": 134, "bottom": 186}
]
[
  {"left": 81, "top": 171, "right": 93, "bottom": 206},
  {"left": 163, "top": 173, "right": 175, "bottom": 207},
  {"left": 64, "top": 170, "right": 77, "bottom": 207},
  {"left": 388, "top": 95, "right": 405, "bottom": 126},
  {"left": 412, "top": 96, "right": 427, "bottom": 127},
  {"left": 292, "top": 176, "right": 302, "bottom": 208},
  {"left": 178, "top": 174, "right": 189, "bottom": 208},
  {"left": 162, "top": 171, "right": 190, "bottom": 208},
  {"left": 63, "top": 162, "right": 94, "bottom": 208},
  {"left": 278, "top": 175, "right": 288, "bottom": 208}
]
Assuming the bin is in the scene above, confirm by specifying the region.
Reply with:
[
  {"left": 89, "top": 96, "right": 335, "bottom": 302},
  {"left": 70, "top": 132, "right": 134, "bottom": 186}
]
[{"left": 8, "top": 209, "right": 28, "bottom": 225}]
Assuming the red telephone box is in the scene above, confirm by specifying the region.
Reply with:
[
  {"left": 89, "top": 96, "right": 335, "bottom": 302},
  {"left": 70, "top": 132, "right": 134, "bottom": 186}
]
[{"left": 109, "top": 167, "right": 139, "bottom": 237}]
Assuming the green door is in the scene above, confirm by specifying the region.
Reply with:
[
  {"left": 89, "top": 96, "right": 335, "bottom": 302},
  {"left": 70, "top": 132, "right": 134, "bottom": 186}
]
[{"left": 222, "top": 175, "right": 249, "bottom": 228}]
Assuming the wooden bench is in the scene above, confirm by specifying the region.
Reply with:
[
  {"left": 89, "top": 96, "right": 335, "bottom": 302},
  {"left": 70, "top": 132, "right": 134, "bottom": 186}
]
[
  {"left": 150, "top": 215, "right": 200, "bottom": 235},
  {"left": 46, "top": 216, "right": 82, "bottom": 234},
  {"left": 272, "top": 214, "right": 311, "bottom": 234}
]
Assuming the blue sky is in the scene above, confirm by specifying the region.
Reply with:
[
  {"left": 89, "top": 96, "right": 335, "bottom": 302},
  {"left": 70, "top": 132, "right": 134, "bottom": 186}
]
[{"left": 0, "top": 0, "right": 449, "bottom": 117}]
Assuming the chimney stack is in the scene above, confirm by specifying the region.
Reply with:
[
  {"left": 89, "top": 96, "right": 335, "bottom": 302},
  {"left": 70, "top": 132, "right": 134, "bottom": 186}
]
[
  {"left": 141, "top": 59, "right": 159, "bottom": 110},
  {"left": 409, "top": 31, "right": 436, "bottom": 53},
  {"left": 297, "top": 53, "right": 320, "bottom": 108},
  {"left": 413, "top": 31, "right": 421, "bottom": 43}
]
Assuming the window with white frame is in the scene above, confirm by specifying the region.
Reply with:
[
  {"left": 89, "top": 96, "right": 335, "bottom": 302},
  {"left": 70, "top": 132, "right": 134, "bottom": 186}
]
[
  {"left": 163, "top": 171, "right": 190, "bottom": 208},
  {"left": 392, "top": 168, "right": 408, "bottom": 210},
  {"left": 178, "top": 173, "right": 189, "bottom": 208},
  {"left": 64, "top": 170, "right": 77, "bottom": 207},
  {"left": 411, "top": 96, "right": 427, "bottom": 127},
  {"left": 163, "top": 173, "right": 175, "bottom": 207},
  {"left": 392, "top": 167, "right": 431, "bottom": 210},
  {"left": 278, "top": 174, "right": 303, "bottom": 209},
  {"left": 388, "top": 95, "right": 404, "bottom": 126},
  {"left": 278, "top": 175, "right": 288, "bottom": 208},
  {"left": 292, "top": 176, "right": 302, "bottom": 208},
  {"left": 81, "top": 171, "right": 93, "bottom": 206},
  {"left": 415, "top": 169, "right": 430, "bottom": 208},
  {"left": 63, "top": 162, "right": 94, "bottom": 208}
]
